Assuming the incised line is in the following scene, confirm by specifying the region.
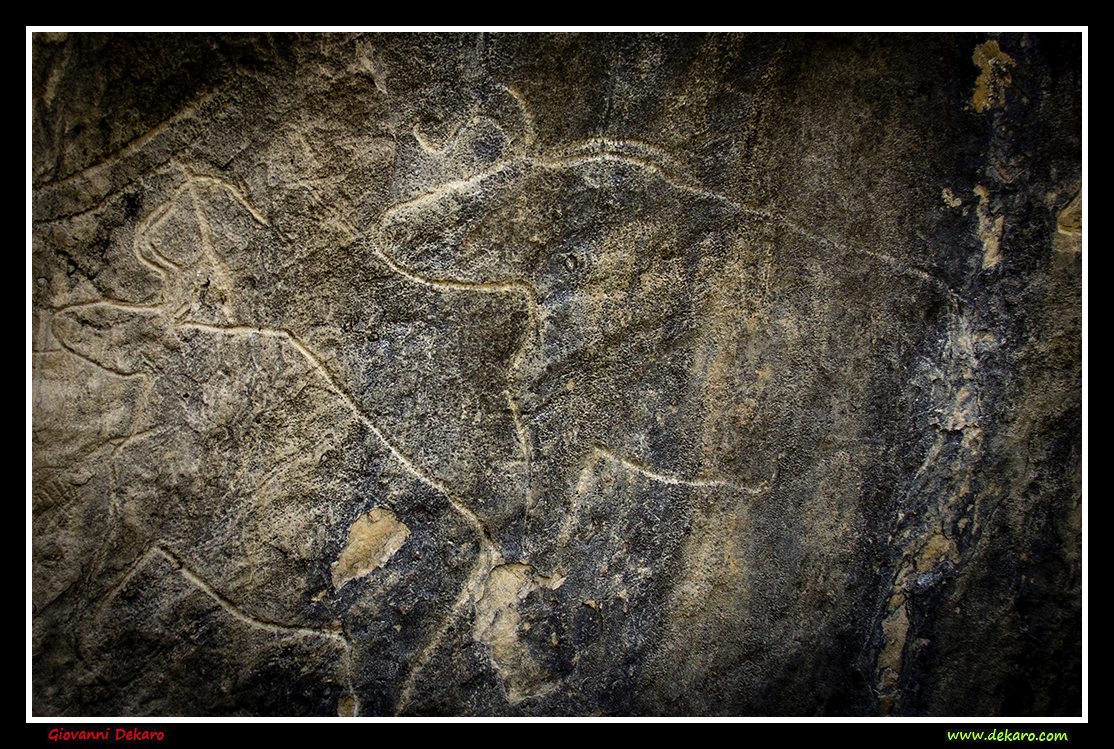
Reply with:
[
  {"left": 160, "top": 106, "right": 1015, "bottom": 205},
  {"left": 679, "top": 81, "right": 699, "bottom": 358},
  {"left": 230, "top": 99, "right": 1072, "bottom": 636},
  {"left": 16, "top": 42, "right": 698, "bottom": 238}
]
[
  {"left": 154, "top": 544, "right": 350, "bottom": 643},
  {"left": 591, "top": 444, "right": 775, "bottom": 495},
  {"left": 414, "top": 115, "right": 503, "bottom": 156},
  {"left": 178, "top": 321, "right": 503, "bottom": 710},
  {"left": 50, "top": 301, "right": 163, "bottom": 601},
  {"left": 379, "top": 150, "right": 961, "bottom": 302},
  {"left": 92, "top": 542, "right": 359, "bottom": 712},
  {"left": 394, "top": 539, "right": 502, "bottom": 715},
  {"left": 32, "top": 86, "right": 232, "bottom": 224},
  {"left": 370, "top": 240, "right": 540, "bottom": 303},
  {"left": 34, "top": 86, "right": 223, "bottom": 192},
  {"left": 54, "top": 299, "right": 164, "bottom": 316},
  {"left": 504, "top": 83, "right": 536, "bottom": 150},
  {"left": 182, "top": 166, "right": 234, "bottom": 296}
]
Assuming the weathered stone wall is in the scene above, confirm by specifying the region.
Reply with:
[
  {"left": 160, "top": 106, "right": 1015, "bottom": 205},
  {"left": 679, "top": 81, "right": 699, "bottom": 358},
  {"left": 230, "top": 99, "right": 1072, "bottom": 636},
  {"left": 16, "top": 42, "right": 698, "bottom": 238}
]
[{"left": 31, "top": 32, "right": 1082, "bottom": 717}]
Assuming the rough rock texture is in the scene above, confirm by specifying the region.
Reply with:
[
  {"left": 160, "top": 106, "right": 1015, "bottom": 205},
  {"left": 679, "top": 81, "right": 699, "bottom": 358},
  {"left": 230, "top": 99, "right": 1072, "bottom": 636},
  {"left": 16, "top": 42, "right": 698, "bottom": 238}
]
[{"left": 30, "top": 32, "right": 1082, "bottom": 717}]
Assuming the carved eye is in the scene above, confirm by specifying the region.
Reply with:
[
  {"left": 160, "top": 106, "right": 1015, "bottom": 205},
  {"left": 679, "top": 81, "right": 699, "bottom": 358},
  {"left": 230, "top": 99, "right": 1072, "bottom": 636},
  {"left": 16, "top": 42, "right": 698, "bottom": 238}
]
[{"left": 563, "top": 254, "right": 580, "bottom": 272}]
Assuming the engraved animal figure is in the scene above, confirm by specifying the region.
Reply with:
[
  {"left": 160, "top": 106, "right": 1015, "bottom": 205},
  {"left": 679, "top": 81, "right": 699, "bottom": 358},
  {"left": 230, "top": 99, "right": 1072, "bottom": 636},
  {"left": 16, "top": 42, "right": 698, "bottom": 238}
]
[
  {"left": 41, "top": 68, "right": 952, "bottom": 714},
  {"left": 374, "top": 146, "right": 784, "bottom": 556}
]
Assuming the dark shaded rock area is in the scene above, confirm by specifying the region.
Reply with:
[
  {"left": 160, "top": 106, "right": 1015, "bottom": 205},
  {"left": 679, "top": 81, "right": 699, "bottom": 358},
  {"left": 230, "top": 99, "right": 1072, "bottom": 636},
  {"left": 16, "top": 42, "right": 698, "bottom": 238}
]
[{"left": 30, "top": 32, "right": 1082, "bottom": 717}]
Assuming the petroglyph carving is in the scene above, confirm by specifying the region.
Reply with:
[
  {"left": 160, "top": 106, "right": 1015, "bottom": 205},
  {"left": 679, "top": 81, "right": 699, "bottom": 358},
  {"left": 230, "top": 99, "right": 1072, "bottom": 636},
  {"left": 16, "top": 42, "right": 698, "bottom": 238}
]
[
  {"left": 36, "top": 35, "right": 1077, "bottom": 717},
  {"left": 47, "top": 69, "right": 964, "bottom": 715}
]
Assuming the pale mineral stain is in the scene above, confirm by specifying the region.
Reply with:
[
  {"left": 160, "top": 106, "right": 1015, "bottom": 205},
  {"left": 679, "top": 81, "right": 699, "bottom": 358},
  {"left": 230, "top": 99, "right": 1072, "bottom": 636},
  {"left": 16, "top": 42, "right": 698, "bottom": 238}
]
[
  {"left": 473, "top": 563, "right": 560, "bottom": 703},
  {"left": 917, "top": 532, "right": 959, "bottom": 573},
  {"left": 971, "top": 40, "right": 1015, "bottom": 113},
  {"left": 974, "top": 185, "right": 1004, "bottom": 269},
  {"left": 879, "top": 604, "right": 909, "bottom": 674},
  {"left": 876, "top": 602, "right": 911, "bottom": 714},
  {"left": 1055, "top": 190, "right": 1082, "bottom": 255},
  {"left": 331, "top": 508, "right": 410, "bottom": 591}
]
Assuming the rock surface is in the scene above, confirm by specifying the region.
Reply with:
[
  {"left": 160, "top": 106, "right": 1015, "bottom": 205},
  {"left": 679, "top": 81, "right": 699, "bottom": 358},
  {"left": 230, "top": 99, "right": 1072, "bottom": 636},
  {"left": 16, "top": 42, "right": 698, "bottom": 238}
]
[{"left": 30, "top": 32, "right": 1082, "bottom": 717}]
